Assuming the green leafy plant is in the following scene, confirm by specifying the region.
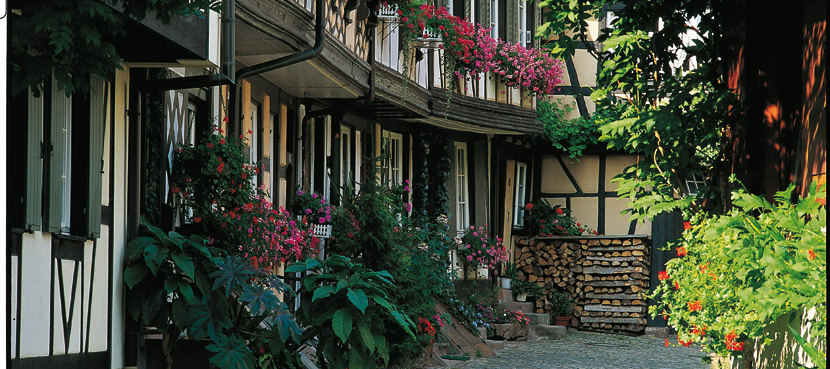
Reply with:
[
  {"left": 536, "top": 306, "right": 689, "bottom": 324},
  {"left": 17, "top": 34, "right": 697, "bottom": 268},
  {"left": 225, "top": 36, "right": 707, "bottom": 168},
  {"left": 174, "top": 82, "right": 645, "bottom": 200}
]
[
  {"left": 523, "top": 199, "right": 595, "bottom": 236},
  {"left": 511, "top": 278, "right": 545, "bottom": 299},
  {"left": 124, "top": 220, "right": 304, "bottom": 369},
  {"left": 547, "top": 290, "right": 574, "bottom": 317},
  {"left": 538, "top": 97, "right": 625, "bottom": 158},
  {"left": 648, "top": 182, "right": 826, "bottom": 362},
  {"left": 286, "top": 255, "right": 416, "bottom": 369}
]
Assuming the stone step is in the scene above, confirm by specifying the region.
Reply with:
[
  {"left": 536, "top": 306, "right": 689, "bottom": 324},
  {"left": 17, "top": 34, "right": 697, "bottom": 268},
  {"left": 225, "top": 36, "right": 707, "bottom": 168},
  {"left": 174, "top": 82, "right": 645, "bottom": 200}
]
[
  {"left": 501, "top": 300, "right": 535, "bottom": 314},
  {"left": 496, "top": 288, "right": 513, "bottom": 301},
  {"left": 484, "top": 339, "right": 506, "bottom": 351},
  {"left": 530, "top": 324, "right": 567, "bottom": 340},
  {"left": 524, "top": 313, "right": 550, "bottom": 325}
]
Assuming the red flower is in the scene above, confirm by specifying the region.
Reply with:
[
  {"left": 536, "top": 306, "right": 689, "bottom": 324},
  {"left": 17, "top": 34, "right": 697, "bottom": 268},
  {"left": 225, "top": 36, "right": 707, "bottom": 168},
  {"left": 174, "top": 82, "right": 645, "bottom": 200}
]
[
  {"left": 525, "top": 203, "right": 534, "bottom": 210},
  {"left": 593, "top": 230, "right": 598, "bottom": 235},
  {"left": 223, "top": 116, "right": 230, "bottom": 123},
  {"left": 220, "top": 139, "right": 226, "bottom": 144},
  {"left": 207, "top": 143, "right": 214, "bottom": 148},
  {"left": 347, "top": 232, "right": 354, "bottom": 238},
  {"left": 658, "top": 271, "right": 670, "bottom": 281},
  {"left": 687, "top": 300, "right": 702, "bottom": 312},
  {"left": 683, "top": 221, "right": 691, "bottom": 230},
  {"left": 665, "top": 338, "right": 670, "bottom": 347},
  {"left": 194, "top": 217, "right": 202, "bottom": 223},
  {"left": 674, "top": 281, "right": 680, "bottom": 290},
  {"left": 555, "top": 208, "right": 564, "bottom": 215},
  {"left": 677, "top": 246, "right": 687, "bottom": 257},
  {"left": 808, "top": 249, "right": 816, "bottom": 260}
]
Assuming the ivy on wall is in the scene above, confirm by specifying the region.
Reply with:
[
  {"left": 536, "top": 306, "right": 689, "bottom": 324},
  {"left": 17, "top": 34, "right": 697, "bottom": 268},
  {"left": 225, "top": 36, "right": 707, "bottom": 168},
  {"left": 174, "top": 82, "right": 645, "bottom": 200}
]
[{"left": 411, "top": 129, "right": 452, "bottom": 224}]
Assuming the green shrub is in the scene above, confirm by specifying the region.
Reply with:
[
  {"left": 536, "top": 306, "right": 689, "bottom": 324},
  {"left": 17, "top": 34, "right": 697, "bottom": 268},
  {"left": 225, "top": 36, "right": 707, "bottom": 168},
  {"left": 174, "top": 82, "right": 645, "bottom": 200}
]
[
  {"left": 287, "top": 256, "right": 416, "bottom": 369},
  {"left": 649, "top": 182, "right": 826, "bottom": 363},
  {"left": 124, "top": 220, "right": 304, "bottom": 369}
]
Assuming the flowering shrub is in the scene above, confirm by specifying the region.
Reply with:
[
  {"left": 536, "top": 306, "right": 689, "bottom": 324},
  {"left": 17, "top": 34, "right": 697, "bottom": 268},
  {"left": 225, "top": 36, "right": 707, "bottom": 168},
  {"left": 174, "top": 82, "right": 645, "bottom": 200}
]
[
  {"left": 172, "top": 128, "right": 318, "bottom": 268},
  {"left": 294, "top": 190, "right": 332, "bottom": 226},
  {"left": 455, "top": 225, "right": 508, "bottom": 270},
  {"left": 523, "top": 199, "right": 595, "bottom": 236},
  {"left": 649, "top": 183, "right": 826, "bottom": 362},
  {"left": 394, "top": 2, "right": 564, "bottom": 95}
]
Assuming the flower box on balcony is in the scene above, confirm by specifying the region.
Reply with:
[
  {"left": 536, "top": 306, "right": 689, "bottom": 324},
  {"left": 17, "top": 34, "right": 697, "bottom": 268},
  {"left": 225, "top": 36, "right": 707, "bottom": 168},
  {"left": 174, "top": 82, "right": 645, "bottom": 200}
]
[
  {"left": 376, "top": 3, "right": 399, "bottom": 22},
  {"left": 416, "top": 27, "right": 443, "bottom": 48}
]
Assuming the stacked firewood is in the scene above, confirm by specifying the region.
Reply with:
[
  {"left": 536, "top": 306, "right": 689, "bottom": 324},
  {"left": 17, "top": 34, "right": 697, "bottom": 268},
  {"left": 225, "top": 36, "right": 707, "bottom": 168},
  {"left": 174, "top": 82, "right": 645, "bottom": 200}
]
[{"left": 514, "top": 237, "right": 650, "bottom": 334}]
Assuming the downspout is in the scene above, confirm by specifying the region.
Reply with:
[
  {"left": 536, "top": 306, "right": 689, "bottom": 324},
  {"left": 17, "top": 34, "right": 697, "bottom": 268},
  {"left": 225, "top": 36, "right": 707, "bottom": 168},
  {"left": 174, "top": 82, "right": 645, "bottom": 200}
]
[
  {"left": 134, "top": 0, "right": 236, "bottom": 91},
  {"left": 233, "top": 0, "right": 326, "bottom": 135}
]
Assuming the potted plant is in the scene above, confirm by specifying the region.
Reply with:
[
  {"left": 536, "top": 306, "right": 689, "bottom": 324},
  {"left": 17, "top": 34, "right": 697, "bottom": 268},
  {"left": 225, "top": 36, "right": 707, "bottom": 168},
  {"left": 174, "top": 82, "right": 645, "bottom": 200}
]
[
  {"left": 549, "top": 290, "right": 573, "bottom": 326},
  {"left": 511, "top": 278, "right": 544, "bottom": 302},
  {"left": 500, "top": 261, "right": 517, "bottom": 289}
]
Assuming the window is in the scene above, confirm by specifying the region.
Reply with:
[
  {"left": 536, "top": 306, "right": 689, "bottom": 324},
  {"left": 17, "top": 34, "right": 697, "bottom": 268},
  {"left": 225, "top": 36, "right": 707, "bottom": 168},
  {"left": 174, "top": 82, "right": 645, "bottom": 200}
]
[
  {"left": 513, "top": 162, "right": 527, "bottom": 227},
  {"left": 455, "top": 142, "right": 470, "bottom": 233},
  {"left": 685, "top": 173, "right": 706, "bottom": 196},
  {"left": 19, "top": 75, "right": 108, "bottom": 238},
  {"left": 490, "top": 0, "right": 499, "bottom": 39},
  {"left": 382, "top": 130, "right": 403, "bottom": 187},
  {"left": 518, "top": 0, "right": 527, "bottom": 46}
]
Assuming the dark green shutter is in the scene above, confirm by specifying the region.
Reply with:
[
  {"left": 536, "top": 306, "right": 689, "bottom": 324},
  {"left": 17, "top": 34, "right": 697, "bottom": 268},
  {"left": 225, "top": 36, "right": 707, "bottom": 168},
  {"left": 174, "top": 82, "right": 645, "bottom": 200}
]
[
  {"left": 25, "top": 89, "right": 44, "bottom": 231},
  {"left": 47, "top": 78, "right": 70, "bottom": 233},
  {"left": 86, "top": 77, "right": 106, "bottom": 239}
]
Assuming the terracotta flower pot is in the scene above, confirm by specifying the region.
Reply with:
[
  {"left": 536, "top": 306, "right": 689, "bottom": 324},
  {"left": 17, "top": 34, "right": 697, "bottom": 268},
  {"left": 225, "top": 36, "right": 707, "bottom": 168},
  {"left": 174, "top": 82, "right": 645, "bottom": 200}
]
[{"left": 552, "top": 315, "right": 570, "bottom": 326}]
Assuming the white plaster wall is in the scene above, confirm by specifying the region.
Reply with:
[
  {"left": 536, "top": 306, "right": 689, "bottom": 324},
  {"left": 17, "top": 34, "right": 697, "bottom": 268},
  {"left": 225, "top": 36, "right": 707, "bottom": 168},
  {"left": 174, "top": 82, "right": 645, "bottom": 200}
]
[{"left": 18, "top": 232, "right": 53, "bottom": 358}]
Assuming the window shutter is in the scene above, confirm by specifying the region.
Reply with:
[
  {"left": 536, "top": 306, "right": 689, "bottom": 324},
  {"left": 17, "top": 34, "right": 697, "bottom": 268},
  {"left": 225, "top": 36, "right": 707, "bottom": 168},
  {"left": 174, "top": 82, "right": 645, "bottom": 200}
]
[
  {"left": 25, "top": 89, "right": 44, "bottom": 231},
  {"left": 86, "top": 77, "right": 107, "bottom": 239},
  {"left": 47, "top": 78, "right": 70, "bottom": 233},
  {"left": 506, "top": 0, "right": 517, "bottom": 43}
]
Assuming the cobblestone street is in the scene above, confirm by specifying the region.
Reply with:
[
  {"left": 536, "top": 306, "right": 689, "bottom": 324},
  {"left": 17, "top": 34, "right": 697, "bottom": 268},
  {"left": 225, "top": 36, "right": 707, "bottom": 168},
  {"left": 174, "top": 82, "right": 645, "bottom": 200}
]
[{"left": 439, "top": 331, "right": 710, "bottom": 369}]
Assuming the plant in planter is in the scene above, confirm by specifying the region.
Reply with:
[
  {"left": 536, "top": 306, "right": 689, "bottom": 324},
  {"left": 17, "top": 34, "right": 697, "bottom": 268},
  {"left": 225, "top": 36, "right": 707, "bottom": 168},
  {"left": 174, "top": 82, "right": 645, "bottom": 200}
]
[
  {"left": 456, "top": 225, "right": 508, "bottom": 273},
  {"left": 523, "top": 199, "right": 596, "bottom": 237},
  {"left": 511, "top": 278, "right": 544, "bottom": 302},
  {"left": 548, "top": 290, "right": 574, "bottom": 326},
  {"left": 500, "top": 261, "right": 517, "bottom": 289}
]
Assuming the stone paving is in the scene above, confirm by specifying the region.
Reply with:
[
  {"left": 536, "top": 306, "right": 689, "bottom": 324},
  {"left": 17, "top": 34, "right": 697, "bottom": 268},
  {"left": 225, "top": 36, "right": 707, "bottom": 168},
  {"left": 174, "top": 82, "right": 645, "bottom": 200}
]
[{"left": 437, "top": 330, "right": 711, "bottom": 369}]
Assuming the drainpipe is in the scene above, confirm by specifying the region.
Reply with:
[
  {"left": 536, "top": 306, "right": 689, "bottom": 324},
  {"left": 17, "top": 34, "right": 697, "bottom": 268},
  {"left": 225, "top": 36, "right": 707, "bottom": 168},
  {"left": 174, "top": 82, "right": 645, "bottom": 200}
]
[
  {"left": 135, "top": 0, "right": 236, "bottom": 91},
  {"left": 232, "top": 0, "right": 326, "bottom": 135}
]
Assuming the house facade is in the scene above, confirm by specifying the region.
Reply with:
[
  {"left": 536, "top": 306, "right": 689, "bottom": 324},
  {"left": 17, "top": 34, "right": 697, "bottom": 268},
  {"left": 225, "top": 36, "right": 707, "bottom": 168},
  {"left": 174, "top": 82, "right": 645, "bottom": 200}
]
[{"left": 6, "top": 0, "right": 647, "bottom": 367}]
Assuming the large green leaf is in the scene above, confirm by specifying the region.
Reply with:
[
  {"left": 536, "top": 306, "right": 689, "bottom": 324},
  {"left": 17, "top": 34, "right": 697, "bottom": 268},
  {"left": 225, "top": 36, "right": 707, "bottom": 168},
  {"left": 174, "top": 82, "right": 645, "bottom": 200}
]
[
  {"left": 787, "top": 324, "right": 826, "bottom": 368},
  {"left": 205, "top": 335, "right": 254, "bottom": 369},
  {"left": 348, "top": 347, "right": 364, "bottom": 369},
  {"left": 357, "top": 320, "right": 375, "bottom": 353},
  {"left": 189, "top": 295, "right": 233, "bottom": 341},
  {"left": 239, "top": 283, "right": 280, "bottom": 315},
  {"left": 346, "top": 288, "right": 369, "bottom": 314},
  {"left": 210, "top": 256, "right": 254, "bottom": 297},
  {"left": 312, "top": 285, "right": 335, "bottom": 302},
  {"left": 170, "top": 252, "right": 196, "bottom": 279},
  {"left": 125, "top": 236, "right": 155, "bottom": 260},
  {"left": 332, "top": 308, "right": 353, "bottom": 343},
  {"left": 124, "top": 263, "right": 149, "bottom": 289}
]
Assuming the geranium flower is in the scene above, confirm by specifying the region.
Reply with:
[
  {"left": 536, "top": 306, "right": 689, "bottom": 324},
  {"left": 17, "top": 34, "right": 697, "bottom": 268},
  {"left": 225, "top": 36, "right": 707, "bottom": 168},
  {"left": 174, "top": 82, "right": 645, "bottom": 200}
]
[
  {"left": 677, "top": 246, "right": 687, "bottom": 257},
  {"left": 687, "top": 300, "right": 702, "bottom": 312},
  {"left": 658, "top": 271, "right": 670, "bottom": 281},
  {"left": 808, "top": 249, "right": 816, "bottom": 260}
]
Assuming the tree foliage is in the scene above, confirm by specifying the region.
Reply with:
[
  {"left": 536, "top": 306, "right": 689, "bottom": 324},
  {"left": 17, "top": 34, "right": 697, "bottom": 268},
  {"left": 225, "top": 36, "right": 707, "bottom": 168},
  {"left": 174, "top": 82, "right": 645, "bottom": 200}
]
[
  {"left": 9, "top": 0, "right": 221, "bottom": 96},
  {"left": 539, "top": 0, "right": 740, "bottom": 221}
]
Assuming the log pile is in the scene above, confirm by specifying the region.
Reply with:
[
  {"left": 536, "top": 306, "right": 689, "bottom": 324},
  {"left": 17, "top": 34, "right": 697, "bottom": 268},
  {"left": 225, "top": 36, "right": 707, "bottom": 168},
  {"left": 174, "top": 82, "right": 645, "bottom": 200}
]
[{"left": 514, "top": 237, "right": 650, "bottom": 335}]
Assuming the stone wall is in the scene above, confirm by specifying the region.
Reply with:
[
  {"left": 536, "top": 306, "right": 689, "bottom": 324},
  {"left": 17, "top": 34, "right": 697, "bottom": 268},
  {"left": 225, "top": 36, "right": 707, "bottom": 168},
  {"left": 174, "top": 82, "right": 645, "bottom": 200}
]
[{"left": 514, "top": 236, "right": 651, "bottom": 335}]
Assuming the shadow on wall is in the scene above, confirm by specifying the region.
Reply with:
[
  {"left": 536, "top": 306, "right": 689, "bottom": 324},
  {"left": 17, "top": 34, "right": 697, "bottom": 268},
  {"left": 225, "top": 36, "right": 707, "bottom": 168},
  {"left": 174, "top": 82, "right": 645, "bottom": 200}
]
[{"left": 753, "top": 308, "right": 825, "bottom": 369}]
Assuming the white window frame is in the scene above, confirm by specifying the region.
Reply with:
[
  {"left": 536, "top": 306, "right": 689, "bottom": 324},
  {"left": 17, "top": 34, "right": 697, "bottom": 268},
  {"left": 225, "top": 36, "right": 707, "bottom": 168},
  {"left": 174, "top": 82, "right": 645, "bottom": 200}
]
[
  {"left": 490, "top": 0, "right": 499, "bottom": 39},
  {"left": 455, "top": 142, "right": 470, "bottom": 234},
  {"left": 382, "top": 130, "right": 403, "bottom": 187},
  {"left": 183, "top": 102, "right": 197, "bottom": 224},
  {"left": 518, "top": 0, "right": 527, "bottom": 46},
  {"left": 513, "top": 162, "right": 527, "bottom": 227}
]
